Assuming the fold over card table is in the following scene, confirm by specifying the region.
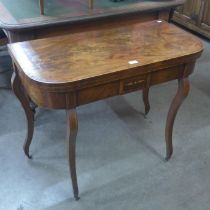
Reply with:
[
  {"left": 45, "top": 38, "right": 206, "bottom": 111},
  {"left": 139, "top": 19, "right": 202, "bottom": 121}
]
[{"left": 8, "top": 20, "right": 203, "bottom": 200}]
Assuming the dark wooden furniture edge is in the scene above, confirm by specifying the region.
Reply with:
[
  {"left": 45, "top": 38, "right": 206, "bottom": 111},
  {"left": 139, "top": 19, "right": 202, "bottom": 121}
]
[{"left": 0, "top": 1, "right": 185, "bottom": 30}]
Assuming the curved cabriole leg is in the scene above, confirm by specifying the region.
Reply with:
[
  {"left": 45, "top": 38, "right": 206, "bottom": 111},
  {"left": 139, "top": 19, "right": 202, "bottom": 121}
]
[
  {"left": 11, "top": 72, "right": 34, "bottom": 159},
  {"left": 142, "top": 88, "right": 150, "bottom": 117},
  {"left": 66, "top": 109, "right": 80, "bottom": 201},
  {"left": 165, "top": 78, "right": 190, "bottom": 161}
]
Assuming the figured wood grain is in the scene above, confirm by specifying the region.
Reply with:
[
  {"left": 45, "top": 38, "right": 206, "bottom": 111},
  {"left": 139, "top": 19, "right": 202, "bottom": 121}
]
[{"left": 8, "top": 21, "right": 203, "bottom": 90}]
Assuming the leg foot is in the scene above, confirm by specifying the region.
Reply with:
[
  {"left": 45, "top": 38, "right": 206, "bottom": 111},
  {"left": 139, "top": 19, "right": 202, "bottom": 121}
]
[
  {"left": 165, "top": 154, "right": 171, "bottom": 162},
  {"left": 11, "top": 72, "right": 34, "bottom": 159},
  {"left": 165, "top": 78, "right": 190, "bottom": 160},
  {"left": 67, "top": 109, "right": 79, "bottom": 200},
  {"left": 74, "top": 194, "right": 80, "bottom": 201}
]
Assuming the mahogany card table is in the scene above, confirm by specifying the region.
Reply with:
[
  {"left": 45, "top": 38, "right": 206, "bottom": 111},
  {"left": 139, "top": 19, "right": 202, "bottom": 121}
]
[{"left": 8, "top": 20, "right": 203, "bottom": 200}]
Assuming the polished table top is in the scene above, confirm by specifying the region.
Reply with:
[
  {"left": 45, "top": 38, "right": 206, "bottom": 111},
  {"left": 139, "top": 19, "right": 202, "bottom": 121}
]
[
  {"left": 0, "top": 0, "right": 184, "bottom": 30},
  {"left": 8, "top": 21, "right": 203, "bottom": 90}
]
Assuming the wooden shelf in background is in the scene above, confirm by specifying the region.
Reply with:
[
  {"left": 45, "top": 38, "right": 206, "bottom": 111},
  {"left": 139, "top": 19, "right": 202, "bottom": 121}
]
[{"left": 173, "top": 0, "right": 210, "bottom": 39}]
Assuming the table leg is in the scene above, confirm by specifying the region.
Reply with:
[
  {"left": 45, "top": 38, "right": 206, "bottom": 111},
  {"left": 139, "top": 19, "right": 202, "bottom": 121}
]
[
  {"left": 66, "top": 109, "right": 79, "bottom": 200},
  {"left": 142, "top": 74, "right": 151, "bottom": 117},
  {"left": 11, "top": 72, "right": 34, "bottom": 159},
  {"left": 142, "top": 88, "right": 150, "bottom": 117},
  {"left": 165, "top": 78, "right": 190, "bottom": 161},
  {"left": 39, "top": 0, "right": 44, "bottom": 15}
]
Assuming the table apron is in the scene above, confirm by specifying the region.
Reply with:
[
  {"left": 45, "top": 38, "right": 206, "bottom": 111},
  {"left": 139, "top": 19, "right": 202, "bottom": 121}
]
[{"left": 18, "top": 63, "right": 195, "bottom": 109}]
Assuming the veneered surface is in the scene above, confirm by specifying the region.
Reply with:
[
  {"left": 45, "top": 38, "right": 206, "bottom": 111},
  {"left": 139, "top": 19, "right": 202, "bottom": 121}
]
[
  {"left": 0, "top": 0, "right": 185, "bottom": 29},
  {"left": 8, "top": 20, "right": 203, "bottom": 88}
]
